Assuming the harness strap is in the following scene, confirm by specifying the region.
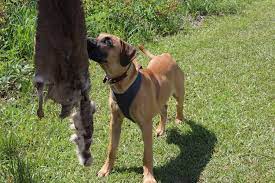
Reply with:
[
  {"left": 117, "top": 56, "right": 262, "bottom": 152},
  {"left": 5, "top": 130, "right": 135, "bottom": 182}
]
[{"left": 112, "top": 71, "right": 142, "bottom": 121}]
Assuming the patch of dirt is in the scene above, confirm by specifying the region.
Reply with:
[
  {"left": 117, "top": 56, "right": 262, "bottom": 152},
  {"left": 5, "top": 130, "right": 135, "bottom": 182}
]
[{"left": 188, "top": 15, "right": 205, "bottom": 27}]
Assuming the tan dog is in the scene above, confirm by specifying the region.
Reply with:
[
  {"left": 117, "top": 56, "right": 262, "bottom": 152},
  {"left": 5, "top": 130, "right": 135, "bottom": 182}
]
[{"left": 87, "top": 33, "right": 185, "bottom": 183}]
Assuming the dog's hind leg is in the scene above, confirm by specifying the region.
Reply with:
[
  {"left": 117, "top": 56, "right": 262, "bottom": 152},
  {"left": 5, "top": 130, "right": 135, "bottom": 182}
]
[
  {"left": 156, "top": 104, "right": 167, "bottom": 137},
  {"left": 173, "top": 94, "right": 184, "bottom": 124},
  {"left": 140, "top": 120, "right": 157, "bottom": 183},
  {"left": 173, "top": 75, "right": 185, "bottom": 124}
]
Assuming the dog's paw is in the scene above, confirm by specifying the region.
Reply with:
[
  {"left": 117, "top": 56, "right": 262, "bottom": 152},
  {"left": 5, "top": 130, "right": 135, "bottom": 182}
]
[
  {"left": 156, "top": 127, "right": 165, "bottom": 137},
  {"left": 175, "top": 118, "right": 184, "bottom": 124},
  {"left": 97, "top": 164, "right": 112, "bottom": 177},
  {"left": 143, "top": 175, "right": 157, "bottom": 183}
]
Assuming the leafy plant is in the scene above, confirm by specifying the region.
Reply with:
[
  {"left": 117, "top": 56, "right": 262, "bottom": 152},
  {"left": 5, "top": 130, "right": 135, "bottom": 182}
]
[{"left": 0, "top": 0, "right": 250, "bottom": 98}]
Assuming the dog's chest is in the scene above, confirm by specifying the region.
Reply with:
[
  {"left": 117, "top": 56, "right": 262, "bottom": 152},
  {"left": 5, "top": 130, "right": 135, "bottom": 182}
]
[{"left": 112, "top": 72, "right": 142, "bottom": 121}]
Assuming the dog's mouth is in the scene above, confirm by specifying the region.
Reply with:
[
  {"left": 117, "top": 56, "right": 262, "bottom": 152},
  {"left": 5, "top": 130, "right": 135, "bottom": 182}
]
[{"left": 87, "top": 38, "right": 108, "bottom": 63}]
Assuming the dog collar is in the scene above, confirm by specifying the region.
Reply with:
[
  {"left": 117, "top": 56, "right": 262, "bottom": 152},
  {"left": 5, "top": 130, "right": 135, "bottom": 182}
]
[{"left": 103, "top": 63, "right": 132, "bottom": 84}]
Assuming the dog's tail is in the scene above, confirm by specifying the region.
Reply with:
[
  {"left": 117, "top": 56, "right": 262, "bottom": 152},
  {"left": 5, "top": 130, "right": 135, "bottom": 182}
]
[{"left": 138, "top": 45, "right": 155, "bottom": 59}]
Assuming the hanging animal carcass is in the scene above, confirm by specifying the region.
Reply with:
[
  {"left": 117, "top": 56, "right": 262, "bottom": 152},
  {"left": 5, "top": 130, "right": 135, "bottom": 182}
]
[{"left": 34, "top": 0, "right": 95, "bottom": 166}]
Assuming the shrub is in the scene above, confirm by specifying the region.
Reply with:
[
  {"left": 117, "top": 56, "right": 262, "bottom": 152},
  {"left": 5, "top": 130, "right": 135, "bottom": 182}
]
[
  {"left": 0, "top": 0, "right": 36, "bottom": 98},
  {"left": 0, "top": 0, "right": 251, "bottom": 97},
  {"left": 84, "top": 0, "right": 184, "bottom": 43}
]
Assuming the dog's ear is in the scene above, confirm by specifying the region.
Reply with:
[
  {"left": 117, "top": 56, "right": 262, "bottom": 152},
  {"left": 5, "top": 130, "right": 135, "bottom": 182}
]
[{"left": 120, "top": 40, "right": 136, "bottom": 67}]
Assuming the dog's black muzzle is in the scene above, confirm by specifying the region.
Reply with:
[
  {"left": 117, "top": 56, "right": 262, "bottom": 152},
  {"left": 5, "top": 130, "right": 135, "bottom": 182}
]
[{"left": 87, "top": 38, "right": 107, "bottom": 63}]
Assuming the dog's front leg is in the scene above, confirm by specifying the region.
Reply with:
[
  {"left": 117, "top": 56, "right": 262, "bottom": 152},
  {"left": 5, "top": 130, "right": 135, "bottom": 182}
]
[
  {"left": 140, "top": 121, "right": 157, "bottom": 183},
  {"left": 98, "top": 102, "right": 123, "bottom": 177}
]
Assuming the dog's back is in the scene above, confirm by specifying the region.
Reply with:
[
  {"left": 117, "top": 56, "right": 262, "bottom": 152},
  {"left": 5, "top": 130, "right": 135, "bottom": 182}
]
[
  {"left": 138, "top": 46, "right": 184, "bottom": 113},
  {"left": 139, "top": 46, "right": 182, "bottom": 78}
]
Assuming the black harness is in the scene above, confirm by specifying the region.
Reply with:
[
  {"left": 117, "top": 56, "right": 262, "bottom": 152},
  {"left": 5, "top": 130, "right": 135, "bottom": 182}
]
[
  {"left": 103, "top": 64, "right": 143, "bottom": 121},
  {"left": 112, "top": 72, "right": 142, "bottom": 121}
]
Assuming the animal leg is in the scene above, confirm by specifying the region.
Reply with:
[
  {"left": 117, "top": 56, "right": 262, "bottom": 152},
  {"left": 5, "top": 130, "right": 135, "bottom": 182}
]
[
  {"left": 156, "top": 104, "right": 168, "bottom": 137},
  {"left": 36, "top": 81, "right": 44, "bottom": 119},
  {"left": 140, "top": 121, "right": 157, "bottom": 183},
  {"left": 98, "top": 103, "right": 123, "bottom": 177}
]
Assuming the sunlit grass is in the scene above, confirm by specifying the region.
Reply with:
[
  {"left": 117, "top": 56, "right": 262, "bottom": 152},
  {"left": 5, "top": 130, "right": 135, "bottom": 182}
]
[{"left": 0, "top": 0, "right": 274, "bottom": 182}]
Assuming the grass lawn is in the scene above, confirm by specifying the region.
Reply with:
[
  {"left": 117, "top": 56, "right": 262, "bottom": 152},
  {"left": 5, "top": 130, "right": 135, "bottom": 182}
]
[{"left": 0, "top": 0, "right": 274, "bottom": 182}]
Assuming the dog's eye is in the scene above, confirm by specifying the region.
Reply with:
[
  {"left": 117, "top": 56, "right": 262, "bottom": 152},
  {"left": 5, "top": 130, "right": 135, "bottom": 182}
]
[{"left": 102, "top": 37, "right": 113, "bottom": 47}]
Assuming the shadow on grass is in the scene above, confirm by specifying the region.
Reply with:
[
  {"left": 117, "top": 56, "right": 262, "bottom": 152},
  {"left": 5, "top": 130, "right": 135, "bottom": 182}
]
[
  {"left": 115, "top": 120, "right": 217, "bottom": 183},
  {"left": 0, "top": 132, "right": 40, "bottom": 183}
]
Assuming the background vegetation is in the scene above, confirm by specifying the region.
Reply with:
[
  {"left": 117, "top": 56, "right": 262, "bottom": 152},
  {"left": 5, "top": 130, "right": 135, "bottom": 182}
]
[
  {"left": 1, "top": 0, "right": 273, "bottom": 182},
  {"left": 0, "top": 0, "right": 251, "bottom": 98}
]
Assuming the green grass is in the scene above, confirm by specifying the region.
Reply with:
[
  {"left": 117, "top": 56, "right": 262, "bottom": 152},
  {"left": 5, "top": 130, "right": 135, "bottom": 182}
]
[
  {"left": 0, "top": 132, "right": 40, "bottom": 182},
  {"left": 0, "top": 0, "right": 274, "bottom": 182}
]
